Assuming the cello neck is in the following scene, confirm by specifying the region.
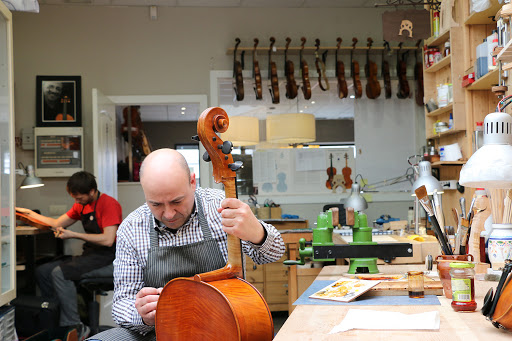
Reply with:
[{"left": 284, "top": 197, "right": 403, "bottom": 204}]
[{"left": 224, "top": 178, "right": 244, "bottom": 272}]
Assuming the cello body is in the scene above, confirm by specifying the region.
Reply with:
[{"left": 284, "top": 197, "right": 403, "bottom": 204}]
[
  {"left": 155, "top": 107, "right": 274, "bottom": 340},
  {"left": 156, "top": 275, "right": 273, "bottom": 340}
]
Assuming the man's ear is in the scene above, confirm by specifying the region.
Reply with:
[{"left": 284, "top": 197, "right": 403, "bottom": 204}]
[{"left": 190, "top": 173, "right": 196, "bottom": 187}]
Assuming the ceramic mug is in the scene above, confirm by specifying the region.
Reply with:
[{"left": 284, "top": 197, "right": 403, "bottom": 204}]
[
  {"left": 435, "top": 254, "right": 474, "bottom": 299},
  {"left": 488, "top": 224, "right": 512, "bottom": 270}
]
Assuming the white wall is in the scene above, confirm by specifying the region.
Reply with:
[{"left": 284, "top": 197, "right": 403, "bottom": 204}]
[{"left": 13, "top": 5, "right": 423, "bottom": 228}]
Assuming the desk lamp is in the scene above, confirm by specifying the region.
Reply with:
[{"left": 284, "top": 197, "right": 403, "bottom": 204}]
[
  {"left": 344, "top": 183, "right": 368, "bottom": 212},
  {"left": 459, "top": 111, "right": 512, "bottom": 269},
  {"left": 18, "top": 163, "right": 44, "bottom": 189},
  {"left": 411, "top": 161, "right": 443, "bottom": 234}
]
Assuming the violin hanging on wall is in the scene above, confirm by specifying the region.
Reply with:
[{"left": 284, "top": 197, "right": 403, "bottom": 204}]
[
  {"left": 155, "top": 107, "right": 274, "bottom": 340},
  {"left": 396, "top": 42, "right": 410, "bottom": 99},
  {"left": 325, "top": 153, "right": 337, "bottom": 189},
  {"left": 300, "top": 37, "right": 312, "bottom": 100},
  {"left": 233, "top": 38, "right": 244, "bottom": 101},
  {"left": 365, "top": 38, "right": 381, "bottom": 99},
  {"left": 382, "top": 41, "right": 392, "bottom": 99},
  {"left": 351, "top": 38, "right": 363, "bottom": 99},
  {"left": 284, "top": 37, "right": 298, "bottom": 99},
  {"left": 335, "top": 37, "right": 348, "bottom": 99},
  {"left": 414, "top": 40, "right": 424, "bottom": 106},
  {"left": 315, "top": 39, "right": 329, "bottom": 91},
  {"left": 252, "top": 38, "right": 263, "bottom": 100},
  {"left": 268, "top": 37, "right": 280, "bottom": 104}
]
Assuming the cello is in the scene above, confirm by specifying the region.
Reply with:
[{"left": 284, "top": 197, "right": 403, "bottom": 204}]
[
  {"left": 335, "top": 37, "right": 348, "bottom": 99},
  {"left": 351, "top": 38, "right": 363, "bottom": 98},
  {"left": 382, "top": 41, "right": 392, "bottom": 99},
  {"left": 315, "top": 39, "right": 329, "bottom": 91},
  {"left": 155, "top": 107, "right": 274, "bottom": 340},
  {"left": 284, "top": 37, "right": 298, "bottom": 99},
  {"left": 233, "top": 38, "right": 244, "bottom": 101},
  {"left": 365, "top": 37, "right": 381, "bottom": 99},
  {"left": 252, "top": 38, "right": 263, "bottom": 100},
  {"left": 268, "top": 37, "right": 280, "bottom": 104},
  {"left": 300, "top": 37, "right": 312, "bottom": 100}
]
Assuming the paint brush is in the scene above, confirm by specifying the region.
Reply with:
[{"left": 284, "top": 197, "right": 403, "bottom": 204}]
[{"left": 415, "top": 185, "right": 453, "bottom": 255}]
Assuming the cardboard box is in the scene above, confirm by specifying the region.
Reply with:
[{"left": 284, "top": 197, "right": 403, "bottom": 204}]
[{"left": 270, "top": 207, "right": 282, "bottom": 219}]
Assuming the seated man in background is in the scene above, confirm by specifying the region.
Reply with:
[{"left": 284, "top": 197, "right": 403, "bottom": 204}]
[
  {"left": 16, "top": 171, "right": 122, "bottom": 341},
  {"left": 88, "top": 148, "right": 285, "bottom": 341}
]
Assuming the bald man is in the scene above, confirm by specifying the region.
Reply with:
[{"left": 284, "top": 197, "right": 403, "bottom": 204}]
[{"left": 89, "top": 149, "right": 285, "bottom": 340}]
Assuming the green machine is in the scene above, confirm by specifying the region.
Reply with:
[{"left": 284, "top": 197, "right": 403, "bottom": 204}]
[{"left": 284, "top": 208, "right": 413, "bottom": 274}]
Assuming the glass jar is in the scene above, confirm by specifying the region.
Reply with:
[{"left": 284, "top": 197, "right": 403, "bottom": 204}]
[
  {"left": 444, "top": 41, "right": 451, "bottom": 57},
  {"left": 449, "top": 262, "right": 477, "bottom": 312}
]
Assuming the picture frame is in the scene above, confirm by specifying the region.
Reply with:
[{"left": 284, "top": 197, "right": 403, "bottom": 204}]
[{"left": 36, "top": 75, "right": 82, "bottom": 127}]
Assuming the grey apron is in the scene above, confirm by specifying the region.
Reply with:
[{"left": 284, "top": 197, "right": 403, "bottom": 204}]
[{"left": 88, "top": 193, "right": 226, "bottom": 341}]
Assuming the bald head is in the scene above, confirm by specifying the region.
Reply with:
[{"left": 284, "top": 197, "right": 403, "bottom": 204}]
[{"left": 140, "top": 149, "right": 191, "bottom": 185}]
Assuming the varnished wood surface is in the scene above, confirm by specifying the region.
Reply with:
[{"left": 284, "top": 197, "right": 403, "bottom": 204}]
[{"left": 275, "top": 265, "right": 512, "bottom": 340}]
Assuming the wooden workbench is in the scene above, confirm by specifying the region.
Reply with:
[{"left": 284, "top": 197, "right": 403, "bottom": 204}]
[{"left": 274, "top": 264, "right": 512, "bottom": 340}]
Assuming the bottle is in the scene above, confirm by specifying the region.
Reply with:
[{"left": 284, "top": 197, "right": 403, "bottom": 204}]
[
  {"left": 449, "top": 262, "right": 477, "bottom": 312},
  {"left": 444, "top": 41, "right": 451, "bottom": 57},
  {"left": 476, "top": 39, "right": 488, "bottom": 78},
  {"left": 488, "top": 30, "right": 499, "bottom": 70},
  {"left": 473, "top": 121, "right": 484, "bottom": 153},
  {"left": 408, "top": 206, "right": 414, "bottom": 229},
  {"left": 449, "top": 113, "right": 453, "bottom": 129},
  {"left": 433, "top": 11, "right": 440, "bottom": 37}
]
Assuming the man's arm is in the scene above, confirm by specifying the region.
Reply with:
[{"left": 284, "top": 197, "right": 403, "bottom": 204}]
[
  {"left": 54, "top": 225, "right": 117, "bottom": 247},
  {"left": 15, "top": 207, "right": 76, "bottom": 228}
]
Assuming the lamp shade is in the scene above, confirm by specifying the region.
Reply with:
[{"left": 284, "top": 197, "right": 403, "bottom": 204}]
[
  {"left": 344, "top": 183, "right": 368, "bottom": 211},
  {"left": 21, "top": 165, "right": 44, "bottom": 189},
  {"left": 411, "top": 161, "right": 443, "bottom": 195},
  {"left": 266, "top": 113, "right": 316, "bottom": 144},
  {"left": 219, "top": 116, "right": 259, "bottom": 147},
  {"left": 459, "top": 112, "right": 512, "bottom": 188}
]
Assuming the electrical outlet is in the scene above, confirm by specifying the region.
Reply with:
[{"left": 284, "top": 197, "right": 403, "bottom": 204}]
[{"left": 21, "top": 127, "right": 34, "bottom": 150}]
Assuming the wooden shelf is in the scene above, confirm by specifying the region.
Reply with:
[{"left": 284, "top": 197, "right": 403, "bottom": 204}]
[
  {"left": 426, "top": 103, "right": 453, "bottom": 118},
  {"left": 426, "top": 128, "right": 465, "bottom": 139},
  {"left": 431, "top": 161, "right": 466, "bottom": 166},
  {"left": 497, "top": 38, "right": 512, "bottom": 63},
  {"left": 465, "top": 0, "right": 503, "bottom": 25},
  {"left": 425, "top": 55, "right": 451, "bottom": 73},
  {"left": 467, "top": 68, "right": 499, "bottom": 90},
  {"left": 425, "top": 30, "right": 450, "bottom": 47}
]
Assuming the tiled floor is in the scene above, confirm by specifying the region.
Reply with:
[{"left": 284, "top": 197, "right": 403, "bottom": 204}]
[{"left": 272, "top": 311, "right": 289, "bottom": 336}]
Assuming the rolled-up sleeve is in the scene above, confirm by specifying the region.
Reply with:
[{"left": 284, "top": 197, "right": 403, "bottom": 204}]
[{"left": 243, "top": 220, "right": 285, "bottom": 264}]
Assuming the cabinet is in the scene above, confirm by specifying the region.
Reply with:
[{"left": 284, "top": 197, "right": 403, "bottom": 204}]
[
  {"left": 423, "top": 0, "right": 502, "bottom": 227},
  {"left": 0, "top": 3, "right": 16, "bottom": 306}
]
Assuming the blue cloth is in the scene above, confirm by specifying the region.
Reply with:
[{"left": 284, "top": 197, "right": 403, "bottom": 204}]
[{"left": 294, "top": 280, "right": 440, "bottom": 306}]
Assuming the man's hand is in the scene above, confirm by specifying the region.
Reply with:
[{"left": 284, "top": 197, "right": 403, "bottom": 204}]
[
  {"left": 135, "top": 287, "right": 163, "bottom": 326},
  {"left": 217, "top": 198, "right": 266, "bottom": 244},
  {"left": 53, "top": 226, "right": 73, "bottom": 239},
  {"left": 15, "top": 207, "right": 33, "bottom": 215}
]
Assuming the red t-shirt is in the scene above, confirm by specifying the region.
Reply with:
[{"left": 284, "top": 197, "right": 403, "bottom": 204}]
[{"left": 66, "top": 193, "right": 122, "bottom": 232}]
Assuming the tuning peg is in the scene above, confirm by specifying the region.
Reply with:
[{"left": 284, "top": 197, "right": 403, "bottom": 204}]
[
  {"left": 191, "top": 135, "right": 200, "bottom": 142},
  {"left": 228, "top": 161, "right": 243, "bottom": 171},
  {"left": 219, "top": 141, "right": 233, "bottom": 155},
  {"left": 203, "top": 151, "right": 211, "bottom": 162}
]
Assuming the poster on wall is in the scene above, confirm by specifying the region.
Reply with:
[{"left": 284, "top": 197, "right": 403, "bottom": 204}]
[{"left": 36, "top": 75, "right": 82, "bottom": 127}]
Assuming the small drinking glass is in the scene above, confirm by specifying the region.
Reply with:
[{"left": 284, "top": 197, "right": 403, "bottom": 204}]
[{"left": 408, "top": 271, "right": 425, "bottom": 298}]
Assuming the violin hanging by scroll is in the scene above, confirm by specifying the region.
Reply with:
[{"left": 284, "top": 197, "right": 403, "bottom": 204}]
[
  {"left": 382, "top": 41, "right": 392, "bottom": 99},
  {"left": 284, "top": 37, "right": 298, "bottom": 100},
  {"left": 268, "top": 37, "right": 280, "bottom": 104},
  {"left": 414, "top": 40, "right": 424, "bottom": 106},
  {"left": 365, "top": 38, "right": 381, "bottom": 99},
  {"left": 315, "top": 39, "right": 329, "bottom": 91},
  {"left": 351, "top": 38, "right": 363, "bottom": 99},
  {"left": 300, "top": 37, "right": 312, "bottom": 100},
  {"left": 253, "top": 38, "right": 263, "bottom": 100},
  {"left": 396, "top": 43, "right": 410, "bottom": 99},
  {"left": 335, "top": 38, "right": 348, "bottom": 99},
  {"left": 233, "top": 38, "right": 244, "bottom": 101}
]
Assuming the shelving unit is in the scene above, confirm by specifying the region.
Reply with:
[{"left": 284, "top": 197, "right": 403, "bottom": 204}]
[{"left": 422, "top": 0, "right": 503, "bottom": 228}]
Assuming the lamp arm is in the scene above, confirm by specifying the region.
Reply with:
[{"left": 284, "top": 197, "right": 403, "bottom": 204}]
[{"left": 360, "top": 167, "right": 415, "bottom": 191}]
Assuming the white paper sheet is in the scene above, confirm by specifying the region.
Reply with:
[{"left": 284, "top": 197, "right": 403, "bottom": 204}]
[
  {"left": 295, "top": 149, "right": 327, "bottom": 171},
  {"left": 329, "top": 309, "right": 440, "bottom": 334}
]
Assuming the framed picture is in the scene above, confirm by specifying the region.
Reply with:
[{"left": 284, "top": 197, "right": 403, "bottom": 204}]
[{"left": 36, "top": 75, "right": 82, "bottom": 127}]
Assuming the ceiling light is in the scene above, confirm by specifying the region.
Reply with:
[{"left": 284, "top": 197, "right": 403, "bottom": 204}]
[
  {"left": 219, "top": 116, "right": 259, "bottom": 147},
  {"left": 311, "top": 101, "right": 316, "bottom": 104},
  {"left": 181, "top": 107, "right": 186, "bottom": 110},
  {"left": 350, "top": 95, "right": 355, "bottom": 99},
  {"left": 266, "top": 113, "right": 316, "bottom": 144},
  {"left": 181, "top": 111, "right": 185, "bottom": 115}
]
